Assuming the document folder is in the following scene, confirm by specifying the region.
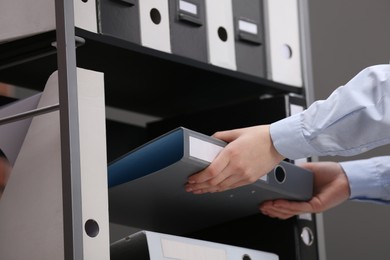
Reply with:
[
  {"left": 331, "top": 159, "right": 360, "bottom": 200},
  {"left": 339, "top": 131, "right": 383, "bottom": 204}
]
[
  {"left": 98, "top": 0, "right": 142, "bottom": 44},
  {"left": 98, "top": 0, "right": 171, "bottom": 53},
  {"left": 169, "top": 0, "right": 208, "bottom": 63},
  {"left": 264, "top": 0, "right": 303, "bottom": 87},
  {"left": 232, "top": 0, "right": 267, "bottom": 78},
  {"left": 108, "top": 127, "right": 313, "bottom": 234},
  {"left": 139, "top": 0, "right": 171, "bottom": 53},
  {"left": 205, "top": 0, "right": 237, "bottom": 70},
  {"left": 111, "top": 230, "right": 279, "bottom": 260}
]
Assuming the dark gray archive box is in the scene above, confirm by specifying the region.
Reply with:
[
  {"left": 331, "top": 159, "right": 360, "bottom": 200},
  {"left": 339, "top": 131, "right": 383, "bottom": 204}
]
[
  {"left": 169, "top": 0, "right": 208, "bottom": 63},
  {"left": 232, "top": 0, "right": 266, "bottom": 78},
  {"left": 98, "top": 0, "right": 171, "bottom": 53},
  {"left": 98, "top": 0, "right": 141, "bottom": 44}
]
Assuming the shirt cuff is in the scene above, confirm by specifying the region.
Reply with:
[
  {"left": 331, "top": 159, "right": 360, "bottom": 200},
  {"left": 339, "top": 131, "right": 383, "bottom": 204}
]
[
  {"left": 340, "top": 158, "right": 389, "bottom": 203},
  {"left": 270, "top": 113, "right": 319, "bottom": 160}
]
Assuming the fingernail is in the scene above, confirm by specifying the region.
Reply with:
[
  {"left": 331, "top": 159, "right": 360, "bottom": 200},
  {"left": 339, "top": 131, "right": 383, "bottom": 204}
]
[
  {"left": 185, "top": 187, "right": 193, "bottom": 192},
  {"left": 188, "top": 180, "right": 196, "bottom": 184}
]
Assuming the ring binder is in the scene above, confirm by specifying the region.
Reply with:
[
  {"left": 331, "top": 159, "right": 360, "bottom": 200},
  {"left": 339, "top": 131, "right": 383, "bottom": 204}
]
[{"left": 108, "top": 127, "right": 313, "bottom": 234}]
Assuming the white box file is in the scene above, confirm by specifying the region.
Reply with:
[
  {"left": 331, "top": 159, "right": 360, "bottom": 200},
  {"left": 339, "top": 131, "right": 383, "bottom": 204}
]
[
  {"left": 0, "top": 68, "right": 109, "bottom": 260},
  {"left": 139, "top": 0, "right": 171, "bottom": 53},
  {"left": 205, "top": 0, "right": 237, "bottom": 70},
  {"left": 111, "top": 230, "right": 279, "bottom": 260},
  {"left": 264, "top": 0, "right": 303, "bottom": 87}
]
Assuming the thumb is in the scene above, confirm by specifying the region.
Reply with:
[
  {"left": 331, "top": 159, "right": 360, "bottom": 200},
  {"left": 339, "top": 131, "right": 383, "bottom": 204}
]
[{"left": 212, "top": 129, "right": 242, "bottom": 143}]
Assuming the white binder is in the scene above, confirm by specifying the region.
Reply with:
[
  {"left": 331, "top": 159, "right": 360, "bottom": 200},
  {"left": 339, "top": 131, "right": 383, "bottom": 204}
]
[
  {"left": 205, "top": 0, "right": 237, "bottom": 70},
  {"left": 139, "top": 0, "right": 171, "bottom": 53},
  {"left": 0, "top": 68, "right": 109, "bottom": 260},
  {"left": 0, "top": 0, "right": 97, "bottom": 43},
  {"left": 111, "top": 230, "right": 279, "bottom": 260},
  {"left": 264, "top": 0, "right": 303, "bottom": 87}
]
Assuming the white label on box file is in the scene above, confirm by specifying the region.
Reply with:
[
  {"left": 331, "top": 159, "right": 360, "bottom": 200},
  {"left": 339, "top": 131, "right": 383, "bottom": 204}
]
[
  {"left": 179, "top": 0, "right": 198, "bottom": 15},
  {"left": 189, "top": 136, "right": 223, "bottom": 163},
  {"left": 238, "top": 20, "right": 258, "bottom": 35},
  {"left": 161, "top": 238, "right": 227, "bottom": 260}
]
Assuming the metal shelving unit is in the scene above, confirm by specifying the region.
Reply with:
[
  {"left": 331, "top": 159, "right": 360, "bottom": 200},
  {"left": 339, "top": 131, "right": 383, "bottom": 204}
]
[{"left": 0, "top": 0, "right": 322, "bottom": 259}]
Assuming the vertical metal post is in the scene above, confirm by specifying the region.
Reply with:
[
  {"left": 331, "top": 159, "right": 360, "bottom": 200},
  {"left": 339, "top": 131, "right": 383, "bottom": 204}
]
[
  {"left": 298, "top": 1, "right": 326, "bottom": 260},
  {"left": 54, "top": 0, "right": 84, "bottom": 259}
]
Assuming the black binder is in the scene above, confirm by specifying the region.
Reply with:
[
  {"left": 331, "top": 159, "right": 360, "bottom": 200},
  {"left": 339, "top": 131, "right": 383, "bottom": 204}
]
[
  {"left": 98, "top": 0, "right": 141, "bottom": 44},
  {"left": 168, "top": 0, "right": 208, "bottom": 63},
  {"left": 232, "top": 0, "right": 267, "bottom": 78}
]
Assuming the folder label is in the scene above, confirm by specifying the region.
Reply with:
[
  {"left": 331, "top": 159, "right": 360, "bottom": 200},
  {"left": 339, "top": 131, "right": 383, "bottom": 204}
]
[
  {"left": 179, "top": 0, "right": 198, "bottom": 15},
  {"left": 238, "top": 20, "right": 258, "bottom": 35},
  {"left": 189, "top": 136, "right": 223, "bottom": 163},
  {"left": 161, "top": 238, "right": 227, "bottom": 260}
]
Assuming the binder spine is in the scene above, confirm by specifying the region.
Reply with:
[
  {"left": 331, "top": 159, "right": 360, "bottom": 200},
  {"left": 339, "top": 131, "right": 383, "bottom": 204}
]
[
  {"left": 232, "top": 0, "right": 267, "bottom": 78},
  {"left": 168, "top": 0, "right": 208, "bottom": 63},
  {"left": 97, "top": 0, "right": 141, "bottom": 44},
  {"left": 205, "top": 0, "right": 237, "bottom": 70},
  {"left": 139, "top": 0, "right": 171, "bottom": 53},
  {"left": 264, "top": 0, "right": 303, "bottom": 87},
  {"left": 295, "top": 214, "right": 319, "bottom": 260}
]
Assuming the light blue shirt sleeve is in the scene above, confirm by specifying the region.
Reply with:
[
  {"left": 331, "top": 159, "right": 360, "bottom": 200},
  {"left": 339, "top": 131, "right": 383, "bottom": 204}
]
[
  {"left": 340, "top": 157, "right": 390, "bottom": 204},
  {"left": 269, "top": 64, "right": 390, "bottom": 203},
  {"left": 270, "top": 64, "right": 390, "bottom": 159}
]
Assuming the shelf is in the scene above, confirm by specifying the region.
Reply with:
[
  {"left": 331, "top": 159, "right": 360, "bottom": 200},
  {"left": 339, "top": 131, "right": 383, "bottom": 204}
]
[{"left": 0, "top": 29, "right": 302, "bottom": 117}]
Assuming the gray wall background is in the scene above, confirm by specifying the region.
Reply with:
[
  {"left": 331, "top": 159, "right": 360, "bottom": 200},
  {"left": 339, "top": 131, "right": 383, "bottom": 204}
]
[{"left": 307, "top": 1, "right": 390, "bottom": 259}]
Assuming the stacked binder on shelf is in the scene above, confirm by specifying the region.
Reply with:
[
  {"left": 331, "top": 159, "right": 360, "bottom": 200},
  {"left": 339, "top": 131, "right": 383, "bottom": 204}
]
[
  {"left": 111, "top": 230, "right": 279, "bottom": 260},
  {"left": 98, "top": 0, "right": 171, "bottom": 53},
  {"left": 232, "top": 0, "right": 267, "bottom": 78},
  {"left": 263, "top": 0, "right": 303, "bottom": 87},
  {"left": 204, "top": 0, "right": 236, "bottom": 70},
  {"left": 96, "top": 0, "right": 304, "bottom": 85},
  {"left": 168, "top": 0, "right": 208, "bottom": 63},
  {"left": 108, "top": 127, "right": 313, "bottom": 235}
]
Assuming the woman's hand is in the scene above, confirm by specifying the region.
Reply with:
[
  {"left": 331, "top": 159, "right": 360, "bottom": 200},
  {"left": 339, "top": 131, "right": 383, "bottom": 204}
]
[
  {"left": 259, "top": 161, "right": 351, "bottom": 219},
  {"left": 185, "top": 125, "right": 284, "bottom": 194}
]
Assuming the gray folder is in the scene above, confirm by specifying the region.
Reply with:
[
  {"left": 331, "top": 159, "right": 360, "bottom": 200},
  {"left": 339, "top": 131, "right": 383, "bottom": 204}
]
[
  {"left": 232, "top": 0, "right": 266, "bottom": 78},
  {"left": 108, "top": 127, "right": 313, "bottom": 235},
  {"left": 98, "top": 0, "right": 141, "bottom": 44},
  {"left": 168, "top": 0, "right": 208, "bottom": 62}
]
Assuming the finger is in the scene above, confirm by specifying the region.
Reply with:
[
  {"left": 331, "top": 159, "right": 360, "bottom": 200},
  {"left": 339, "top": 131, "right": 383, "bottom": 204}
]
[
  {"left": 260, "top": 200, "right": 313, "bottom": 216},
  {"left": 212, "top": 129, "right": 243, "bottom": 142},
  {"left": 186, "top": 161, "right": 236, "bottom": 193},
  {"left": 260, "top": 204, "right": 298, "bottom": 219},
  {"left": 187, "top": 147, "right": 231, "bottom": 184},
  {"left": 261, "top": 209, "right": 295, "bottom": 220}
]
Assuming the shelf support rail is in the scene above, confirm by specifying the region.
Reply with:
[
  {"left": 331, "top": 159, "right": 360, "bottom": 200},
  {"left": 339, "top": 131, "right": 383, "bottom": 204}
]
[
  {"left": 55, "top": 0, "right": 84, "bottom": 259},
  {"left": 0, "top": 104, "right": 59, "bottom": 126}
]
